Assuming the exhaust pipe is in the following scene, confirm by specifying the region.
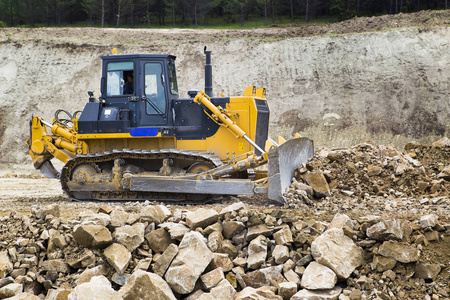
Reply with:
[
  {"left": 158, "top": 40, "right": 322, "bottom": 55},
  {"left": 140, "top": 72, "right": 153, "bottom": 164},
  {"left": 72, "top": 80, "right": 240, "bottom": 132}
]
[{"left": 204, "top": 46, "right": 213, "bottom": 98}]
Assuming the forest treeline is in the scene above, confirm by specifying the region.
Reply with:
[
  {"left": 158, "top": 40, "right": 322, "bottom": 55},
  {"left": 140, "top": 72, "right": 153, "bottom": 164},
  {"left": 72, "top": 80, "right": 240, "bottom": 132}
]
[{"left": 0, "top": 0, "right": 448, "bottom": 28}]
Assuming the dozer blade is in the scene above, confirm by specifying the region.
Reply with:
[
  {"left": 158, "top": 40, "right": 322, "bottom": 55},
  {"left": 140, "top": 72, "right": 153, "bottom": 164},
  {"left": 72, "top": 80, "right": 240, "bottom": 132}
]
[
  {"left": 38, "top": 160, "right": 60, "bottom": 179},
  {"left": 267, "top": 137, "right": 314, "bottom": 204}
]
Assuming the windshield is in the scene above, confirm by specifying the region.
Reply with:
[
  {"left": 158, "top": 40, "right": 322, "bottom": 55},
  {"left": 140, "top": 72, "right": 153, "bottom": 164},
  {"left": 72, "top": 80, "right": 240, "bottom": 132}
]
[{"left": 106, "top": 61, "right": 134, "bottom": 96}]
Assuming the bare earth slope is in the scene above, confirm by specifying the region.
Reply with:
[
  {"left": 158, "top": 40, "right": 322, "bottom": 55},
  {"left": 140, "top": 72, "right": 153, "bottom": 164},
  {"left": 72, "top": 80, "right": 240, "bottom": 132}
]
[{"left": 0, "top": 10, "right": 449, "bottom": 171}]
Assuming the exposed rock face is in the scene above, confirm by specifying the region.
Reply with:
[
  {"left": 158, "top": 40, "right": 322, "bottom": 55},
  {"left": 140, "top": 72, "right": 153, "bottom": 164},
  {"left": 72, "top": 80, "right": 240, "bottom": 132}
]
[
  {"left": 68, "top": 276, "right": 121, "bottom": 300},
  {"left": 186, "top": 208, "right": 219, "bottom": 229},
  {"left": 165, "top": 231, "right": 213, "bottom": 294},
  {"left": 118, "top": 270, "right": 176, "bottom": 300},
  {"left": 113, "top": 223, "right": 145, "bottom": 252},
  {"left": 311, "top": 228, "right": 364, "bottom": 279},
  {"left": 103, "top": 243, "right": 132, "bottom": 275},
  {"left": 301, "top": 262, "right": 337, "bottom": 290},
  {"left": 378, "top": 241, "right": 420, "bottom": 263},
  {"left": 72, "top": 225, "right": 112, "bottom": 249}
]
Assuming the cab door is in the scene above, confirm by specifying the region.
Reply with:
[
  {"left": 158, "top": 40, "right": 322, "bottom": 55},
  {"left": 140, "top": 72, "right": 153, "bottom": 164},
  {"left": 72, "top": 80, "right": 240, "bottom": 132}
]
[{"left": 139, "top": 61, "right": 169, "bottom": 126}]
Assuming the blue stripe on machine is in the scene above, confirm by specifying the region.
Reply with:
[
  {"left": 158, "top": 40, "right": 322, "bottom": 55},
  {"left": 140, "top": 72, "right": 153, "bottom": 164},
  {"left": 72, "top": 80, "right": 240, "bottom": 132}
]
[{"left": 129, "top": 128, "right": 159, "bottom": 137}]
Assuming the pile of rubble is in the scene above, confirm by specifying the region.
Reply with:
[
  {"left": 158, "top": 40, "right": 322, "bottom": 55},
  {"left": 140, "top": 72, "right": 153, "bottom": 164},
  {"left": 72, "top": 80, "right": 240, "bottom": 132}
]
[
  {"left": 0, "top": 202, "right": 448, "bottom": 300},
  {"left": 285, "top": 139, "right": 450, "bottom": 207}
]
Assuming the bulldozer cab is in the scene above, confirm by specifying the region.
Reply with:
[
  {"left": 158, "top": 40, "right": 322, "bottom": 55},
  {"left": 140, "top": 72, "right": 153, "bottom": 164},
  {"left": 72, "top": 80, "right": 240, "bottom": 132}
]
[{"left": 100, "top": 54, "right": 178, "bottom": 128}]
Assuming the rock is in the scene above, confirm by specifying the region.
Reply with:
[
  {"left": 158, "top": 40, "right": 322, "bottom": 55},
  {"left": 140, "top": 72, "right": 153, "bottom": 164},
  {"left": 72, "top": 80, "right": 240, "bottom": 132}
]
[
  {"left": 311, "top": 228, "right": 364, "bottom": 279},
  {"left": 247, "top": 235, "right": 268, "bottom": 269},
  {"left": 140, "top": 205, "right": 172, "bottom": 224},
  {"left": 278, "top": 282, "right": 297, "bottom": 299},
  {"left": 42, "top": 259, "right": 71, "bottom": 273},
  {"left": 153, "top": 243, "right": 178, "bottom": 277},
  {"left": 302, "top": 170, "right": 331, "bottom": 198},
  {"left": 66, "top": 249, "right": 96, "bottom": 269},
  {"left": 301, "top": 262, "right": 337, "bottom": 290},
  {"left": 378, "top": 240, "right": 420, "bottom": 263},
  {"left": 437, "top": 165, "right": 450, "bottom": 180},
  {"left": 432, "top": 137, "right": 450, "bottom": 147},
  {"left": 414, "top": 263, "right": 441, "bottom": 279},
  {"left": 284, "top": 269, "right": 301, "bottom": 285},
  {"left": 273, "top": 226, "right": 293, "bottom": 245},
  {"left": 0, "top": 283, "right": 23, "bottom": 299},
  {"left": 145, "top": 228, "right": 175, "bottom": 253},
  {"left": 420, "top": 214, "right": 438, "bottom": 228},
  {"left": 366, "top": 219, "right": 411, "bottom": 241},
  {"left": 293, "top": 181, "right": 314, "bottom": 196},
  {"left": 110, "top": 208, "right": 129, "bottom": 227},
  {"left": 98, "top": 205, "right": 113, "bottom": 214},
  {"left": 223, "top": 221, "right": 245, "bottom": 239},
  {"left": 80, "top": 213, "right": 111, "bottom": 226},
  {"left": 186, "top": 208, "right": 219, "bottom": 229},
  {"left": 328, "top": 213, "right": 353, "bottom": 230},
  {"left": 207, "top": 231, "right": 223, "bottom": 252},
  {"left": 201, "top": 268, "right": 225, "bottom": 290},
  {"left": 44, "top": 288, "right": 72, "bottom": 300},
  {"left": 272, "top": 245, "right": 289, "bottom": 264},
  {"left": 209, "top": 253, "right": 234, "bottom": 272},
  {"left": 113, "top": 223, "right": 145, "bottom": 252},
  {"left": 68, "top": 275, "right": 121, "bottom": 300},
  {"left": 167, "top": 224, "right": 190, "bottom": 241},
  {"left": 72, "top": 225, "right": 112, "bottom": 249},
  {"left": 165, "top": 231, "right": 213, "bottom": 294},
  {"left": 5, "top": 292, "right": 41, "bottom": 300},
  {"left": 33, "top": 204, "right": 60, "bottom": 219},
  {"left": 199, "top": 279, "right": 237, "bottom": 300},
  {"left": 372, "top": 255, "right": 397, "bottom": 272},
  {"left": 111, "top": 273, "right": 131, "bottom": 286},
  {"left": 118, "top": 270, "right": 176, "bottom": 300},
  {"left": 204, "top": 222, "right": 223, "bottom": 235},
  {"left": 291, "top": 286, "right": 342, "bottom": 300},
  {"left": 185, "top": 290, "right": 205, "bottom": 300},
  {"left": 76, "top": 265, "right": 107, "bottom": 285},
  {"left": 48, "top": 229, "right": 67, "bottom": 252},
  {"left": 235, "top": 286, "right": 282, "bottom": 300},
  {"left": 0, "top": 251, "right": 13, "bottom": 278},
  {"left": 104, "top": 243, "right": 132, "bottom": 275},
  {"left": 247, "top": 224, "right": 274, "bottom": 241},
  {"left": 219, "top": 202, "right": 247, "bottom": 216},
  {"left": 240, "top": 265, "right": 284, "bottom": 288},
  {"left": 367, "top": 165, "right": 382, "bottom": 176},
  {"left": 218, "top": 240, "right": 238, "bottom": 260}
]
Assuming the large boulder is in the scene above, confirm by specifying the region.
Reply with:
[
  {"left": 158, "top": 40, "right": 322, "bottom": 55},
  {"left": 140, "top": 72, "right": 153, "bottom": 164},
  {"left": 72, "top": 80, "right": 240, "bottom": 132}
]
[
  {"left": 68, "top": 276, "right": 121, "bottom": 300},
  {"left": 165, "top": 231, "right": 214, "bottom": 294},
  {"left": 378, "top": 241, "right": 420, "bottom": 263},
  {"left": 113, "top": 223, "right": 145, "bottom": 252},
  {"left": 119, "top": 270, "right": 176, "bottom": 300},
  {"left": 73, "top": 225, "right": 112, "bottom": 249},
  {"left": 185, "top": 208, "right": 219, "bottom": 229},
  {"left": 301, "top": 262, "right": 337, "bottom": 290},
  {"left": 311, "top": 228, "right": 364, "bottom": 279},
  {"left": 0, "top": 283, "right": 23, "bottom": 299},
  {"left": 104, "top": 243, "right": 132, "bottom": 275}
]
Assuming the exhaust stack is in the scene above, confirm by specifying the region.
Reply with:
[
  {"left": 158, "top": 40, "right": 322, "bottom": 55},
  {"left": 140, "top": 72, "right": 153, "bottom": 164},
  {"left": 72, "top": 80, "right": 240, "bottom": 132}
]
[{"left": 204, "top": 46, "right": 213, "bottom": 98}]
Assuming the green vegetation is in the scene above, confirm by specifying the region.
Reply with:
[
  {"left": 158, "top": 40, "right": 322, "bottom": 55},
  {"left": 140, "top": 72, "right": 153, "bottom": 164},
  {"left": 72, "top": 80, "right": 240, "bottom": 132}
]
[{"left": 0, "top": 0, "right": 447, "bottom": 29}]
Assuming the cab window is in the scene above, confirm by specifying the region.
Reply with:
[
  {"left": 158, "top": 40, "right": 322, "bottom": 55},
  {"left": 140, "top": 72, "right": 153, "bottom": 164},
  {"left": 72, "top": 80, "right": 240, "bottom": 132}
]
[
  {"left": 168, "top": 60, "right": 178, "bottom": 95},
  {"left": 145, "top": 63, "right": 166, "bottom": 114},
  {"left": 106, "top": 62, "right": 134, "bottom": 96}
]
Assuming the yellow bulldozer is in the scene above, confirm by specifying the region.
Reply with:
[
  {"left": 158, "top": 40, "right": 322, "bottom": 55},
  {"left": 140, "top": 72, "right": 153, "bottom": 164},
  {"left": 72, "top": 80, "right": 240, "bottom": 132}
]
[{"left": 26, "top": 47, "right": 313, "bottom": 204}]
